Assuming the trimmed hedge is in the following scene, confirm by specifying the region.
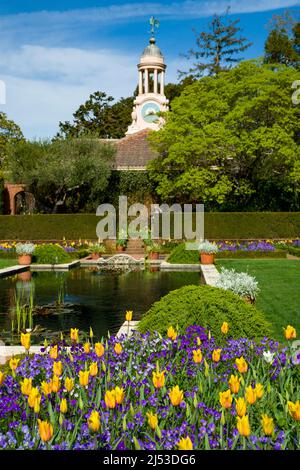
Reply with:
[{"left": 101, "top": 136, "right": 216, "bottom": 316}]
[
  {"left": 287, "top": 246, "right": 300, "bottom": 257},
  {"left": 216, "top": 250, "right": 287, "bottom": 259},
  {"left": 167, "top": 243, "right": 199, "bottom": 264},
  {"left": 0, "top": 212, "right": 300, "bottom": 241},
  {"left": 138, "top": 285, "right": 271, "bottom": 343},
  {"left": 33, "top": 244, "right": 71, "bottom": 264}
]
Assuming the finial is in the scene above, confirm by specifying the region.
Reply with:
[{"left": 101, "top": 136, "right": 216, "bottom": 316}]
[{"left": 149, "top": 16, "right": 160, "bottom": 37}]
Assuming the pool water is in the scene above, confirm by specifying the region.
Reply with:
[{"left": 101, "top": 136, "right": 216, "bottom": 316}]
[{"left": 0, "top": 267, "right": 202, "bottom": 341}]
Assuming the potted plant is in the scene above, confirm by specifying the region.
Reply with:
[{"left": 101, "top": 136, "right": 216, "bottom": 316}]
[
  {"left": 116, "top": 239, "right": 127, "bottom": 253},
  {"left": 16, "top": 242, "right": 35, "bottom": 265},
  {"left": 198, "top": 240, "right": 219, "bottom": 264},
  {"left": 88, "top": 244, "right": 106, "bottom": 260},
  {"left": 215, "top": 267, "right": 259, "bottom": 304},
  {"left": 147, "top": 242, "right": 161, "bottom": 260}
]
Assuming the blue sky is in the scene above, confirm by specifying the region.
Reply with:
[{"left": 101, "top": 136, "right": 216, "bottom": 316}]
[{"left": 0, "top": 1, "right": 299, "bottom": 139}]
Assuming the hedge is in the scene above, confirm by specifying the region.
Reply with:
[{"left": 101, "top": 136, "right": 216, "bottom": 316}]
[
  {"left": 0, "top": 212, "right": 299, "bottom": 241},
  {"left": 216, "top": 250, "right": 287, "bottom": 259}
]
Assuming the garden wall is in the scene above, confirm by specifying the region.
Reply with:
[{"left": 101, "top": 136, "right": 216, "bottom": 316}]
[{"left": 0, "top": 212, "right": 299, "bottom": 241}]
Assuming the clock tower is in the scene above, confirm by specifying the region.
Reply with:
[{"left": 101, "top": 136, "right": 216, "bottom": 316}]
[{"left": 126, "top": 23, "right": 169, "bottom": 135}]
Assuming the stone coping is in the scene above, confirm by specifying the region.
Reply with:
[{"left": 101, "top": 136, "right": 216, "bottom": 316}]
[
  {"left": 160, "top": 261, "right": 202, "bottom": 271},
  {"left": 0, "top": 265, "right": 30, "bottom": 278},
  {"left": 201, "top": 264, "right": 220, "bottom": 286},
  {"left": 31, "top": 260, "right": 80, "bottom": 271},
  {"left": 0, "top": 346, "right": 44, "bottom": 365},
  {"left": 116, "top": 321, "right": 140, "bottom": 338}
]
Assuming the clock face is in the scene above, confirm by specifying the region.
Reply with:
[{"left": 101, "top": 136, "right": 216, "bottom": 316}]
[{"left": 141, "top": 102, "right": 160, "bottom": 123}]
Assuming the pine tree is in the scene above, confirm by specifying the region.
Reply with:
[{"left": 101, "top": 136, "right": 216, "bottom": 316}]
[{"left": 264, "top": 11, "right": 300, "bottom": 67}]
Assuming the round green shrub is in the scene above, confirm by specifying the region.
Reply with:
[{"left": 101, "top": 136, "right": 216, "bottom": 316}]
[
  {"left": 167, "top": 243, "right": 199, "bottom": 264},
  {"left": 33, "top": 244, "right": 71, "bottom": 264},
  {"left": 138, "top": 285, "right": 271, "bottom": 342}
]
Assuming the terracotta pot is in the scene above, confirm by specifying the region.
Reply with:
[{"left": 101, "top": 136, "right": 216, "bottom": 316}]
[
  {"left": 149, "top": 266, "right": 159, "bottom": 272},
  {"left": 200, "top": 253, "right": 215, "bottom": 264},
  {"left": 116, "top": 245, "right": 125, "bottom": 253},
  {"left": 91, "top": 252, "right": 100, "bottom": 260},
  {"left": 149, "top": 252, "right": 159, "bottom": 260},
  {"left": 18, "top": 254, "right": 32, "bottom": 265},
  {"left": 243, "top": 296, "right": 255, "bottom": 305},
  {"left": 17, "top": 270, "right": 32, "bottom": 282}
]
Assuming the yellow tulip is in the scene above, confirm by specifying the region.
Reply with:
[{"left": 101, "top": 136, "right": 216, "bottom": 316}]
[
  {"left": 192, "top": 349, "right": 203, "bottom": 364},
  {"left": 88, "top": 410, "right": 100, "bottom": 432},
  {"left": 41, "top": 381, "right": 52, "bottom": 396},
  {"left": 212, "top": 349, "right": 222, "bottom": 362},
  {"left": 64, "top": 377, "right": 74, "bottom": 393},
  {"left": 105, "top": 390, "right": 116, "bottom": 409},
  {"left": 114, "top": 386, "right": 125, "bottom": 405},
  {"left": 146, "top": 412, "right": 158, "bottom": 430},
  {"left": 219, "top": 389, "right": 233, "bottom": 409},
  {"left": 0, "top": 371, "right": 5, "bottom": 386},
  {"left": 177, "top": 436, "right": 193, "bottom": 450},
  {"left": 49, "top": 345, "right": 58, "bottom": 360},
  {"left": 38, "top": 419, "right": 53, "bottom": 442},
  {"left": 255, "top": 383, "right": 264, "bottom": 399},
  {"left": 235, "top": 397, "right": 247, "bottom": 417},
  {"left": 196, "top": 337, "right": 201, "bottom": 346},
  {"left": 245, "top": 385, "right": 257, "bottom": 405},
  {"left": 51, "top": 375, "right": 61, "bottom": 393},
  {"left": 284, "top": 325, "right": 297, "bottom": 340},
  {"left": 237, "top": 415, "right": 250, "bottom": 437},
  {"left": 228, "top": 375, "right": 240, "bottom": 394},
  {"left": 20, "top": 377, "right": 32, "bottom": 396},
  {"left": 114, "top": 343, "right": 123, "bottom": 355},
  {"left": 126, "top": 310, "right": 133, "bottom": 322},
  {"left": 9, "top": 357, "right": 20, "bottom": 371},
  {"left": 169, "top": 385, "right": 184, "bottom": 406},
  {"left": 28, "top": 387, "right": 41, "bottom": 408},
  {"left": 221, "top": 322, "right": 229, "bottom": 334},
  {"left": 79, "top": 370, "right": 89, "bottom": 387},
  {"left": 235, "top": 356, "right": 248, "bottom": 373},
  {"left": 89, "top": 362, "right": 98, "bottom": 377},
  {"left": 34, "top": 397, "right": 41, "bottom": 413},
  {"left": 261, "top": 414, "right": 274, "bottom": 435},
  {"left": 70, "top": 328, "right": 79, "bottom": 342},
  {"left": 167, "top": 326, "right": 177, "bottom": 341},
  {"left": 83, "top": 342, "right": 90, "bottom": 354},
  {"left": 89, "top": 326, "right": 94, "bottom": 339},
  {"left": 95, "top": 342, "right": 105, "bottom": 358},
  {"left": 53, "top": 361, "right": 63, "bottom": 377},
  {"left": 152, "top": 370, "right": 165, "bottom": 388},
  {"left": 21, "top": 332, "right": 31, "bottom": 351},
  {"left": 288, "top": 400, "right": 300, "bottom": 420},
  {"left": 60, "top": 398, "right": 68, "bottom": 414}
]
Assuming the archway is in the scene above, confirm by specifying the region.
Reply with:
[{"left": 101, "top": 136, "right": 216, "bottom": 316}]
[{"left": 14, "top": 191, "right": 35, "bottom": 215}]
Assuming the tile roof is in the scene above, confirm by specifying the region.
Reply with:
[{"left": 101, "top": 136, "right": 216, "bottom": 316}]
[{"left": 113, "top": 129, "right": 157, "bottom": 170}]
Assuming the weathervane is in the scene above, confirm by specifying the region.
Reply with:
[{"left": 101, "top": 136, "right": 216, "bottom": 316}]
[{"left": 149, "top": 16, "right": 160, "bottom": 37}]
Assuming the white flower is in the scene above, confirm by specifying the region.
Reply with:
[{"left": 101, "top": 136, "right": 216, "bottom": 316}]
[{"left": 263, "top": 350, "right": 275, "bottom": 364}]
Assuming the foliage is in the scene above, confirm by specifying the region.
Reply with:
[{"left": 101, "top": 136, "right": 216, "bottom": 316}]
[
  {"left": 149, "top": 61, "right": 300, "bottom": 210},
  {"left": 0, "top": 112, "right": 23, "bottom": 163},
  {"left": 264, "top": 11, "right": 300, "bottom": 67},
  {"left": 179, "top": 9, "right": 252, "bottom": 78},
  {"left": 138, "top": 285, "right": 271, "bottom": 342},
  {"left": 15, "top": 243, "right": 35, "bottom": 256},
  {"left": 167, "top": 243, "right": 199, "bottom": 264},
  {"left": 217, "top": 250, "right": 287, "bottom": 259},
  {"left": 146, "top": 242, "right": 161, "bottom": 253},
  {"left": 33, "top": 244, "right": 71, "bottom": 264},
  {"left": 88, "top": 244, "right": 106, "bottom": 254},
  {"left": 198, "top": 240, "right": 219, "bottom": 254},
  {"left": 215, "top": 267, "right": 260, "bottom": 300}
]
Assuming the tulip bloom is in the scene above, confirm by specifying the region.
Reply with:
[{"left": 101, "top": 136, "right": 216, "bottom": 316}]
[
  {"left": 70, "top": 328, "right": 79, "bottom": 342},
  {"left": 105, "top": 390, "right": 116, "bottom": 409},
  {"left": 196, "top": 337, "right": 201, "bottom": 346},
  {"left": 255, "top": 383, "right": 264, "bottom": 399},
  {"left": 192, "top": 349, "right": 203, "bottom": 364},
  {"left": 83, "top": 342, "right": 90, "bottom": 354},
  {"left": 49, "top": 345, "right": 58, "bottom": 360},
  {"left": 221, "top": 322, "right": 229, "bottom": 335},
  {"left": 228, "top": 375, "right": 240, "bottom": 394},
  {"left": 21, "top": 332, "right": 31, "bottom": 351},
  {"left": 0, "top": 371, "right": 5, "bottom": 386},
  {"left": 152, "top": 370, "right": 165, "bottom": 388},
  {"left": 219, "top": 389, "right": 233, "bottom": 409},
  {"left": 114, "top": 386, "right": 125, "bottom": 405},
  {"left": 95, "top": 342, "right": 105, "bottom": 358},
  {"left": 126, "top": 310, "right": 133, "bottom": 322},
  {"left": 79, "top": 370, "right": 89, "bottom": 387},
  {"left": 235, "top": 397, "right": 247, "bottom": 417},
  {"left": 38, "top": 419, "right": 53, "bottom": 442},
  {"left": 114, "top": 343, "right": 123, "bottom": 355},
  {"left": 177, "top": 436, "right": 193, "bottom": 450},
  {"left": 53, "top": 361, "right": 63, "bottom": 377},
  {"left": 284, "top": 325, "right": 297, "bottom": 340},
  {"left": 288, "top": 400, "right": 300, "bottom": 420},
  {"left": 64, "top": 377, "right": 74, "bottom": 393},
  {"left": 237, "top": 415, "right": 250, "bottom": 437},
  {"left": 169, "top": 385, "right": 184, "bottom": 406},
  {"left": 88, "top": 410, "right": 101, "bottom": 432},
  {"left": 60, "top": 398, "right": 68, "bottom": 414},
  {"left": 9, "top": 357, "right": 20, "bottom": 372},
  {"left": 41, "top": 381, "right": 52, "bottom": 396},
  {"left": 89, "top": 326, "right": 94, "bottom": 339},
  {"left": 235, "top": 356, "right": 248, "bottom": 373},
  {"left": 146, "top": 412, "right": 158, "bottom": 430},
  {"left": 89, "top": 362, "right": 98, "bottom": 377},
  {"left": 20, "top": 377, "right": 32, "bottom": 396},
  {"left": 28, "top": 387, "right": 41, "bottom": 409},
  {"left": 245, "top": 385, "right": 257, "bottom": 405},
  {"left": 261, "top": 414, "right": 274, "bottom": 435},
  {"left": 167, "top": 326, "right": 177, "bottom": 341},
  {"left": 51, "top": 375, "right": 61, "bottom": 393},
  {"left": 212, "top": 349, "right": 222, "bottom": 362}
]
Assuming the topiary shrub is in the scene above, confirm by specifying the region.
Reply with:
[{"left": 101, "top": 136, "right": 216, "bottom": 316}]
[
  {"left": 167, "top": 243, "right": 199, "bottom": 264},
  {"left": 138, "top": 285, "right": 271, "bottom": 342},
  {"left": 33, "top": 244, "right": 71, "bottom": 264}
]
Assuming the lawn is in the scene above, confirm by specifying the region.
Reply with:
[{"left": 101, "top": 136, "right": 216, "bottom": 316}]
[
  {"left": 216, "top": 259, "right": 300, "bottom": 339},
  {"left": 0, "top": 259, "right": 18, "bottom": 269}
]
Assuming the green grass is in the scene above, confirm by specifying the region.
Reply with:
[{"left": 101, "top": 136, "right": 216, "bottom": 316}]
[
  {"left": 0, "top": 259, "right": 18, "bottom": 269},
  {"left": 216, "top": 259, "right": 300, "bottom": 340}
]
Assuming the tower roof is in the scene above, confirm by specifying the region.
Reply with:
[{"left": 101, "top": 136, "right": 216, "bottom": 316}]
[{"left": 141, "top": 37, "right": 163, "bottom": 58}]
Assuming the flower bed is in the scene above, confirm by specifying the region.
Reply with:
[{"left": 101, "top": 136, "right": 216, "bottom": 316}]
[{"left": 0, "top": 324, "right": 299, "bottom": 450}]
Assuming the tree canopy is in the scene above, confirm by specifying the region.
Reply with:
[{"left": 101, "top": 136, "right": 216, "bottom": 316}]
[
  {"left": 264, "top": 11, "right": 300, "bottom": 67},
  {"left": 0, "top": 112, "right": 23, "bottom": 163},
  {"left": 148, "top": 61, "right": 300, "bottom": 211}
]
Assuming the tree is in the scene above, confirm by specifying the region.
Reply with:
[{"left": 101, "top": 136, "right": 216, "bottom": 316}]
[
  {"left": 179, "top": 9, "right": 252, "bottom": 78},
  {"left": 5, "top": 137, "right": 115, "bottom": 213},
  {"left": 264, "top": 11, "right": 300, "bottom": 67},
  {"left": 0, "top": 112, "right": 23, "bottom": 163},
  {"left": 148, "top": 61, "right": 300, "bottom": 211}
]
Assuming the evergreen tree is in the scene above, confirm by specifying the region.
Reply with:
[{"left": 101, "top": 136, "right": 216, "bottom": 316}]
[{"left": 264, "top": 11, "right": 300, "bottom": 67}]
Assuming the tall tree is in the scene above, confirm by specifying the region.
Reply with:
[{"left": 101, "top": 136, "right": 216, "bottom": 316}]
[
  {"left": 0, "top": 112, "right": 23, "bottom": 163},
  {"left": 264, "top": 11, "right": 300, "bottom": 67},
  {"left": 179, "top": 9, "right": 252, "bottom": 78}
]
